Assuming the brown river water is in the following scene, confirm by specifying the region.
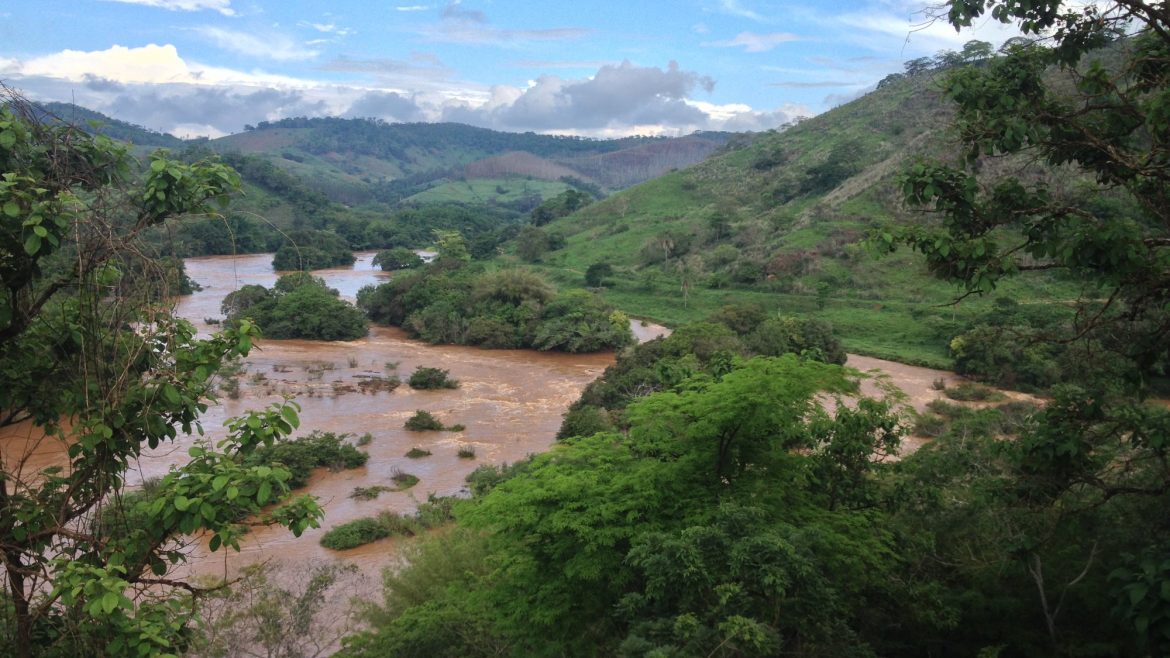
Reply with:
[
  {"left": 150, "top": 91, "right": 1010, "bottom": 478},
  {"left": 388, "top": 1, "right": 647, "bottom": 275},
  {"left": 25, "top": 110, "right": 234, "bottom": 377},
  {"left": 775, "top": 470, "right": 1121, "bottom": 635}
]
[{"left": 0, "top": 252, "right": 975, "bottom": 629}]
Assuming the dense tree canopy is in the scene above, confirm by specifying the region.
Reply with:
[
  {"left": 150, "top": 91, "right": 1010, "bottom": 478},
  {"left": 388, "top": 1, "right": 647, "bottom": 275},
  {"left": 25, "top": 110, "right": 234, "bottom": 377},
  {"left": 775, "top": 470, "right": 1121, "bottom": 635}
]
[
  {"left": 357, "top": 258, "right": 632, "bottom": 352},
  {"left": 221, "top": 272, "right": 368, "bottom": 341}
]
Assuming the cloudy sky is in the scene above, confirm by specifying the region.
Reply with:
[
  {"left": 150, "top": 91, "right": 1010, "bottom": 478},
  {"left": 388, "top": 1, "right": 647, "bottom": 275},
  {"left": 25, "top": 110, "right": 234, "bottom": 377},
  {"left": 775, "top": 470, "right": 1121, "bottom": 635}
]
[{"left": 0, "top": 0, "right": 1018, "bottom": 138}]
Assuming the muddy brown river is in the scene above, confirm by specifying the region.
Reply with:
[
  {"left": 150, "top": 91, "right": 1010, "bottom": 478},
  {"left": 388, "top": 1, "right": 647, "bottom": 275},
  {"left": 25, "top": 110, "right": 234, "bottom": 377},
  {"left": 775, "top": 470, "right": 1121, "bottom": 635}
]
[{"left": 1, "top": 252, "right": 979, "bottom": 635}]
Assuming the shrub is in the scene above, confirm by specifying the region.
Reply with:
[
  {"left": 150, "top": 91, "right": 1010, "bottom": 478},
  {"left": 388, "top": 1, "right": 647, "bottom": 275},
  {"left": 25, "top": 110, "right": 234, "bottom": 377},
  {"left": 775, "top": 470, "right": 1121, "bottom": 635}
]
[
  {"left": 457, "top": 446, "right": 476, "bottom": 459},
  {"left": 246, "top": 431, "right": 368, "bottom": 489},
  {"left": 405, "top": 447, "right": 432, "bottom": 459},
  {"left": 350, "top": 486, "right": 392, "bottom": 500},
  {"left": 319, "top": 518, "right": 391, "bottom": 550},
  {"left": 408, "top": 367, "right": 460, "bottom": 390},
  {"left": 944, "top": 381, "right": 1007, "bottom": 402},
  {"left": 405, "top": 410, "right": 444, "bottom": 431},
  {"left": 391, "top": 469, "right": 420, "bottom": 490},
  {"left": 913, "top": 413, "right": 949, "bottom": 438},
  {"left": 319, "top": 497, "right": 457, "bottom": 550}
]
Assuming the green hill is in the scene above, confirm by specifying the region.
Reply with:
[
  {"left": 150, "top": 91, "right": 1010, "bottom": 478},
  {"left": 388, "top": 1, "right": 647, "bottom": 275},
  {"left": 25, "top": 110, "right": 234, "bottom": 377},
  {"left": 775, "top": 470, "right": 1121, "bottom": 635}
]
[
  {"left": 507, "top": 71, "right": 1082, "bottom": 367},
  {"left": 31, "top": 101, "right": 184, "bottom": 150},
  {"left": 207, "top": 117, "right": 733, "bottom": 204}
]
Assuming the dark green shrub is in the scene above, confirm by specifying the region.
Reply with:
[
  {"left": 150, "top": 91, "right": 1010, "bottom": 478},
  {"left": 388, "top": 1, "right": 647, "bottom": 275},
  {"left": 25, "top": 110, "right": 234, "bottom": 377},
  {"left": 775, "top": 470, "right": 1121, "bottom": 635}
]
[
  {"left": 405, "top": 447, "right": 432, "bottom": 459},
  {"left": 408, "top": 367, "right": 460, "bottom": 390},
  {"left": 405, "top": 410, "right": 444, "bottom": 431},
  {"left": 319, "top": 518, "right": 391, "bottom": 550},
  {"left": 246, "top": 431, "right": 368, "bottom": 489}
]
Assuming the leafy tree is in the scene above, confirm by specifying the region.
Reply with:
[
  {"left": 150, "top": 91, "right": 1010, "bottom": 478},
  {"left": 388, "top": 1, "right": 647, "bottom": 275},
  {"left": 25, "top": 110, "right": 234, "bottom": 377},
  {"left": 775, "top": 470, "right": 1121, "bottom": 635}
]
[
  {"left": 584, "top": 262, "right": 614, "bottom": 287},
  {"left": 340, "top": 357, "right": 920, "bottom": 657},
  {"left": 372, "top": 246, "right": 423, "bottom": 271},
  {"left": 222, "top": 274, "right": 367, "bottom": 341},
  {"left": 0, "top": 94, "right": 322, "bottom": 657},
  {"left": 880, "top": 1, "right": 1170, "bottom": 651},
  {"left": 433, "top": 229, "right": 471, "bottom": 265},
  {"left": 271, "top": 229, "right": 355, "bottom": 271}
]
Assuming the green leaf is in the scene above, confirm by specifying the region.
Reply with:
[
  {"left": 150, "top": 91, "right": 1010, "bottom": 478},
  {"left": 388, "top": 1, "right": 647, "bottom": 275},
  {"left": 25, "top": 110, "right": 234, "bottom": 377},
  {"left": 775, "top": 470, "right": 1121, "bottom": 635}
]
[
  {"left": 151, "top": 158, "right": 167, "bottom": 172},
  {"left": 257, "top": 481, "right": 271, "bottom": 505},
  {"left": 23, "top": 232, "right": 41, "bottom": 255},
  {"left": 212, "top": 475, "right": 228, "bottom": 491},
  {"left": 2, "top": 201, "right": 18, "bottom": 217},
  {"left": 101, "top": 591, "right": 120, "bottom": 614},
  {"left": 280, "top": 405, "right": 300, "bottom": 430},
  {"left": 173, "top": 495, "right": 191, "bottom": 512},
  {"left": 161, "top": 383, "right": 181, "bottom": 405}
]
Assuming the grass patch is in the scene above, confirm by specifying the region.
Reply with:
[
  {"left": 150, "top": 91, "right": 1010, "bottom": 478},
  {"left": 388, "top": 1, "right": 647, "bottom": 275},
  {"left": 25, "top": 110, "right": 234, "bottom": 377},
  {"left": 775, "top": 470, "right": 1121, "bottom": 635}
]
[
  {"left": 405, "top": 447, "right": 432, "bottom": 459},
  {"left": 457, "top": 446, "right": 477, "bottom": 459}
]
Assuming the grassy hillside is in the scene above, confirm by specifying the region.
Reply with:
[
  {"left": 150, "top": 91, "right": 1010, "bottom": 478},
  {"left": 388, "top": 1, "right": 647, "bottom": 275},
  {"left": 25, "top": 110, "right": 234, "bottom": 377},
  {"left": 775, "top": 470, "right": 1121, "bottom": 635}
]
[{"left": 506, "top": 72, "right": 1082, "bottom": 368}]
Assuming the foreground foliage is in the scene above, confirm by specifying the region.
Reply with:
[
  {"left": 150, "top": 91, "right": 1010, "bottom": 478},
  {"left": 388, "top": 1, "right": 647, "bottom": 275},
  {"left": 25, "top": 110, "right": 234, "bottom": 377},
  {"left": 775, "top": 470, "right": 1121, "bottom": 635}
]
[
  {"left": 338, "top": 356, "right": 913, "bottom": 656},
  {"left": 0, "top": 96, "right": 322, "bottom": 657}
]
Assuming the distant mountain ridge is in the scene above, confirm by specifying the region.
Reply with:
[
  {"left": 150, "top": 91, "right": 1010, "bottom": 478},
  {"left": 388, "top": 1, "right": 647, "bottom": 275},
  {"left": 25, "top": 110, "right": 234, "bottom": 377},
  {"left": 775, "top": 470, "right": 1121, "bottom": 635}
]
[{"left": 29, "top": 103, "right": 735, "bottom": 205}]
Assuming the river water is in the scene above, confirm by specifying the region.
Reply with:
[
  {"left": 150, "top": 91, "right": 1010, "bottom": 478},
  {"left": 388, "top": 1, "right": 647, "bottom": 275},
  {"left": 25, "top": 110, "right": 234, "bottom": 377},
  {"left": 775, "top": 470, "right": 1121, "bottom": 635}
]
[
  {"left": 153, "top": 252, "right": 616, "bottom": 581},
  {"left": 0, "top": 252, "right": 980, "bottom": 637}
]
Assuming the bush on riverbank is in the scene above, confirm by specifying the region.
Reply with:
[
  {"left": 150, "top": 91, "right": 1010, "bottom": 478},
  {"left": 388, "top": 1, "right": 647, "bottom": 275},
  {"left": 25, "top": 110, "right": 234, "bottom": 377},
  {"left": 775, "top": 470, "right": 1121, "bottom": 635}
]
[{"left": 222, "top": 273, "right": 367, "bottom": 341}]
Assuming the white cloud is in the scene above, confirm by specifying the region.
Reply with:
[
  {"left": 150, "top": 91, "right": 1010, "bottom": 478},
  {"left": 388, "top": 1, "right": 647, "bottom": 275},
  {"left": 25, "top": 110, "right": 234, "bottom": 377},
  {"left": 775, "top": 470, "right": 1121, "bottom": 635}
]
[
  {"left": 692, "top": 23, "right": 711, "bottom": 35},
  {"left": 704, "top": 31, "right": 799, "bottom": 52},
  {"left": 11, "top": 43, "right": 313, "bottom": 87},
  {"left": 2, "top": 45, "right": 798, "bottom": 138},
  {"left": 193, "top": 26, "right": 320, "bottom": 61},
  {"left": 102, "top": 0, "right": 235, "bottom": 16},
  {"left": 299, "top": 21, "right": 353, "bottom": 36},
  {"left": 715, "top": 0, "right": 765, "bottom": 22},
  {"left": 396, "top": 5, "right": 431, "bottom": 11}
]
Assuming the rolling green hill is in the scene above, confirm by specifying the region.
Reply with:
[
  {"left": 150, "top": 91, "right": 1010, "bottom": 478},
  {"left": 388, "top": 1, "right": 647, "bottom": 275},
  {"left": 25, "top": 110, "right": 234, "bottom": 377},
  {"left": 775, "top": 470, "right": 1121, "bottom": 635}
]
[{"left": 506, "top": 71, "right": 1083, "bottom": 368}]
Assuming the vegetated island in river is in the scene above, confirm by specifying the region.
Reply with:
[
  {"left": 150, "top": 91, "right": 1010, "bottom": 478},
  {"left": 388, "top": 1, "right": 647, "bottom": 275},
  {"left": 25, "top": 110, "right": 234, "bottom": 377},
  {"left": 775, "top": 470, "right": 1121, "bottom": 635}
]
[{"left": 357, "top": 251, "right": 634, "bottom": 353}]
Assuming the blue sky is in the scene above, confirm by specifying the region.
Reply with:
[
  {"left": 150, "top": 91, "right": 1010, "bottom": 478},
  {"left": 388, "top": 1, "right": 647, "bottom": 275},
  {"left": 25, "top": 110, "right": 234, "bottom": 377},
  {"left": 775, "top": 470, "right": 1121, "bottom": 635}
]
[{"left": 0, "top": 0, "right": 1019, "bottom": 138}]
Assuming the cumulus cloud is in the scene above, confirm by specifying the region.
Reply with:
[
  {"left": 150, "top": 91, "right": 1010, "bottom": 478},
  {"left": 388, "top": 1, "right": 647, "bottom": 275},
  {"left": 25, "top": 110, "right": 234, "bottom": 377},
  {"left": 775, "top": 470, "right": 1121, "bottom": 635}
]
[
  {"left": 2, "top": 44, "right": 794, "bottom": 137},
  {"left": 193, "top": 26, "right": 320, "bottom": 61},
  {"left": 345, "top": 91, "right": 425, "bottom": 122},
  {"left": 102, "top": 0, "right": 235, "bottom": 16},
  {"left": 704, "top": 31, "right": 799, "bottom": 53},
  {"left": 7, "top": 43, "right": 312, "bottom": 88},
  {"left": 441, "top": 61, "right": 715, "bottom": 132}
]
